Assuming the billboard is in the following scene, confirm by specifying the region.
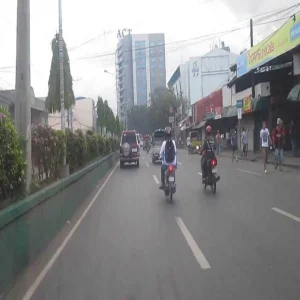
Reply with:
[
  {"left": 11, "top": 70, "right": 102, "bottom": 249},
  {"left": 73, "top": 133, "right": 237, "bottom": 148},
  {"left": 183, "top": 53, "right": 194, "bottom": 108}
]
[{"left": 237, "top": 13, "right": 300, "bottom": 77}]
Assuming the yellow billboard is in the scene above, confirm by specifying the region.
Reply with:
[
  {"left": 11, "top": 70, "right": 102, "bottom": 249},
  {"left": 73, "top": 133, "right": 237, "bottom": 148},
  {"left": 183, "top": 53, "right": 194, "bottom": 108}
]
[
  {"left": 243, "top": 95, "right": 252, "bottom": 113},
  {"left": 247, "top": 14, "right": 300, "bottom": 70}
]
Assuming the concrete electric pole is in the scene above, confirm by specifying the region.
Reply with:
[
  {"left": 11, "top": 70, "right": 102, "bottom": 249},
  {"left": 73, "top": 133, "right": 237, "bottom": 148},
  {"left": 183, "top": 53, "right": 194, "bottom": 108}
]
[{"left": 15, "top": 0, "right": 32, "bottom": 193}]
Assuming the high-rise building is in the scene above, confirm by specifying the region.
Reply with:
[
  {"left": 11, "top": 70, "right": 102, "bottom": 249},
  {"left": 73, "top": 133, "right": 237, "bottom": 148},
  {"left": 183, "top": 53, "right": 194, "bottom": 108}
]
[{"left": 116, "top": 33, "right": 166, "bottom": 127}]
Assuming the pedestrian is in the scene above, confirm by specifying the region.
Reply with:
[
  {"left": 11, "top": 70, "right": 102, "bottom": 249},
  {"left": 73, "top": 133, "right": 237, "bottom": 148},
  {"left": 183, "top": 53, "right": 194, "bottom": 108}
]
[
  {"left": 290, "top": 120, "right": 297, "bottom": 157},
  {"left": 272, "top": 118, "right": 285, "bottom": 171},
  {"left": 260, "top": 121, "right": 271, "bottom": 173},
  {"left": 241, "top": 127, "right": 248, "bottom": 159},
  {"left": 215, "top": 130, "right": 221, "bottom": 157},
  {"left": 231, "top": 128, "right": 238, "bottom": 162},
  {"left": 186, "top": 135, "right": 191, "bottom": 152}
]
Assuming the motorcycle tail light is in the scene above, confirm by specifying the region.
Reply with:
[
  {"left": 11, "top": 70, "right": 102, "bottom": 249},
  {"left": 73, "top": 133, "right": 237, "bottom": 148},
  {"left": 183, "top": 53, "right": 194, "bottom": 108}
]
[
  {"left": 168, "top": 164, "right": 174, "bottom": 173},
  {"left": 211, "top": 158, "right": 217, "bottom": 167}
]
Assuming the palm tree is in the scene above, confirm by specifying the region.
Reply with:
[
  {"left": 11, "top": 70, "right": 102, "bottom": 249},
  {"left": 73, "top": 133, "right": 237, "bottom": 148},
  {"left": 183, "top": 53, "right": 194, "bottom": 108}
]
[{"left": 45, "top": 34, "right": 75, "bottom": 113}]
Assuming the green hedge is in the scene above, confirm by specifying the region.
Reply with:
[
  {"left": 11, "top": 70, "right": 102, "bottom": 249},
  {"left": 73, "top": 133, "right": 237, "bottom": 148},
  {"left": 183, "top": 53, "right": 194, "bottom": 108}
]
[{"left": 0, "top": 121, "right": 119, "bottom": 206}]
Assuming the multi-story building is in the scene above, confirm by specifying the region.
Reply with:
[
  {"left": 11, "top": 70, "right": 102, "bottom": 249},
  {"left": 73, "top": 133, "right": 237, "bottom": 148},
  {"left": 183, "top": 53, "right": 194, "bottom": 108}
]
[
  {"left": 116, "top": 33, "right": 166, "bottom": 127},
  {"left": 189, "top": 43, "right": 238, "bottom": 105}
]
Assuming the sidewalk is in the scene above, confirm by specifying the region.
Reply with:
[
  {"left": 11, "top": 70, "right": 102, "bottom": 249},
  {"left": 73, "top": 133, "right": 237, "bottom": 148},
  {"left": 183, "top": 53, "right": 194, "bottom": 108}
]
[{"left": 220, "top": 148, "right": 300, "bottom": 169}]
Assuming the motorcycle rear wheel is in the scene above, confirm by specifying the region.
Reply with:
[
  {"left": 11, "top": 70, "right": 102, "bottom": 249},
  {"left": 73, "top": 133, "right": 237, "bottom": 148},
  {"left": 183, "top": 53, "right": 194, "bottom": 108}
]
[{"left": 211, "top": 176, "right": 216, "bottom": 194}]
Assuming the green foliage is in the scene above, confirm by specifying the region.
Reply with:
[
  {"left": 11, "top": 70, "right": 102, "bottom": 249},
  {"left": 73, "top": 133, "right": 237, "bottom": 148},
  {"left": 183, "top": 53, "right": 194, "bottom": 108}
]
[
  {"left": 32, "top": 125, "right": 66, "bottom": 181},
  {"left": 127, "top": 105, "right": 150, "bottom": 134},
  {"left": 45, "top": 33, "right": 75, "bottom": 113},
  {"left": 0, "top": 108, "right": 26, "bottom": 201}
]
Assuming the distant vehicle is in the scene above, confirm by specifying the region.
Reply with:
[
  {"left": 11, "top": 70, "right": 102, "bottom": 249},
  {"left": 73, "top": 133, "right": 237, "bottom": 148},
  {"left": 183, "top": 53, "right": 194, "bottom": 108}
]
[
  {"left": 188, "top": 131, "right": 201, "bottom": 154},
  {"left": 151, "top": 129, "right": 165, "bottom": 164},
  {"left": 120, "top": 130, "right": 140, "bottom": 168}
]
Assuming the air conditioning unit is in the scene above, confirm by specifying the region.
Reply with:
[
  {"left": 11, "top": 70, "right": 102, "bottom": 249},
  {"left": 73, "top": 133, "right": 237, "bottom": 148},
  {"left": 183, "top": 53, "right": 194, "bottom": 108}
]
[{"left": 255, "top": 82, "right": 270, "bottom": 98}]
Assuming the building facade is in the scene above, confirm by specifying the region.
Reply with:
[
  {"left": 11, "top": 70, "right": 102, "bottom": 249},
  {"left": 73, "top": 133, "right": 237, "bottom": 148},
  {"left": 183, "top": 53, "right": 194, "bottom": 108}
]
[
  {"left": 116, "top": 33, "right": 166, "bottom": 127},
  {"left": 189, "top": 45, "right": 238, "bottom": 105}
]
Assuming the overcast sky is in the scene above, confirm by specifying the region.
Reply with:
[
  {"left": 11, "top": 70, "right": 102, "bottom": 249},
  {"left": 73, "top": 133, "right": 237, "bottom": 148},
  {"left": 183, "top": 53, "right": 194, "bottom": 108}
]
[{"left": 0, "top": 0, "right": 299, "bottom": 114}]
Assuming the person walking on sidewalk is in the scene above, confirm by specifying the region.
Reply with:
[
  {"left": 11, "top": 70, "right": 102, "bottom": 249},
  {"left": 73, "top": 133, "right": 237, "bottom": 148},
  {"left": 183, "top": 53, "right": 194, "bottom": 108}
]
[
  {"left": 241, "top": 127, "right": 248, "bottom": 159},
  {"left": 231, "top": 128, "right": 238, "bottom": 162},
  {"left": 272, "top": 118, "right": 285, "bottom": 171},
  {"left": 260, "top": 121, "right": 271, "bottom": 173},
  {"left": 216, "top": 130, "right": 221, "bottom": 157}
]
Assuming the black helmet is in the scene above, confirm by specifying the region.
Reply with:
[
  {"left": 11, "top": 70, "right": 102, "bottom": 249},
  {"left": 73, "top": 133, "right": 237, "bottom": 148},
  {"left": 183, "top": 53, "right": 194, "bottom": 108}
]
[{"left": 164, "top": 126, "right": 172, "bottom": 139}]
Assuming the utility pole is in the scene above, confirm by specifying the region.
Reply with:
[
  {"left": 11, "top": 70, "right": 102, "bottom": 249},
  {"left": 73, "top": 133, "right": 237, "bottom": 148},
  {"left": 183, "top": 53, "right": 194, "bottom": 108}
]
[
  {"left": 58, "top": 0, "right": 68, "bottom": 176},
  {"left": 15, "top": 0, "right": 32, "bottom": 193},
  {"left": 250, "top": 19, "right": 254, "bottom": 47}
]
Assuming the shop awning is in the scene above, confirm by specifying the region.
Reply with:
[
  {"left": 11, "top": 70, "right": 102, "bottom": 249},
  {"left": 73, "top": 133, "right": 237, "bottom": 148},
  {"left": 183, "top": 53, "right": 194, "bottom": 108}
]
[
  {"left": 222, "top": 106, "right": 237, "bottom": 118},
  {"left": 287, "top": 84, "right": 300, "bottom": 102},
  {"left": 193, "top": 120, "right": 206, "bottom": 129},
  {"left": 252, "top": 96, "right": 271, "bottom": 111}
]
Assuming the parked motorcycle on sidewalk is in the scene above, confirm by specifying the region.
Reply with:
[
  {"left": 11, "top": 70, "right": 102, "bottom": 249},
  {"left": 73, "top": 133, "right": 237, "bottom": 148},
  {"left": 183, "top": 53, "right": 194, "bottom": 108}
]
[{"left": 163, "top": 164, "right": 176, "bottom": 203}]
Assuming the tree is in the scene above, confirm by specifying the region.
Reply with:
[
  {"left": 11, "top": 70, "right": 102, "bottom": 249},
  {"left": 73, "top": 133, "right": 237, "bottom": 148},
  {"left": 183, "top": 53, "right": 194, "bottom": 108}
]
[
  {"left": 96, "top": 97, "right": 104, "bottom": 135},
  {"left": 45, "top": 34, "right": 75, "bottom": 113},
  {"left": 148, "top": 87, "right": 181, "bottom": 131},
  {"left": 115, "top": 116, "right": 121, "bottom": 136},
  {"left": 127, "top": 105, "right": 151, "bottom": 134},
  {"left": 103, "top": 100, "right": 110, "bottom": 135}
]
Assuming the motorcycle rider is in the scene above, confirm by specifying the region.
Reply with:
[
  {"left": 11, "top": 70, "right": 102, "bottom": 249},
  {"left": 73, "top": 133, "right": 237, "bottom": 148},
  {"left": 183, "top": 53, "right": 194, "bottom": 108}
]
[
  {"left": 145, "top": 134, "right": 151, "bottom": 150},
  {"left": 200, "top": 125, "right": 216, "bottom": 183},
  {"left": 159, "top": 127, "right": 177, "bottom": 189}
]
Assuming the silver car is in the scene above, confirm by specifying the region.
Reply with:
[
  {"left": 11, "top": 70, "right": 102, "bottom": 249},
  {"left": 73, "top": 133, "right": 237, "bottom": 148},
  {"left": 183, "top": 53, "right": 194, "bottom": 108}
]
[{"left": 151, "top": 129, "right": 165, "bottom": 164}]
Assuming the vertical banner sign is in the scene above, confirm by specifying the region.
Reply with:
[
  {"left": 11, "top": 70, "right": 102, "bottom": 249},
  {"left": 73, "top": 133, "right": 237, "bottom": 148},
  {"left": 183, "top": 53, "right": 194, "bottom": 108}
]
[
  {"left": 243, "top": 95, "right": 252, "bottom": 113},
  {"left": 59, "top": 0, "right": 65, "bottom": 130},
  {"left": 237, "top": 108, "right": 242, "bottom": 120}
]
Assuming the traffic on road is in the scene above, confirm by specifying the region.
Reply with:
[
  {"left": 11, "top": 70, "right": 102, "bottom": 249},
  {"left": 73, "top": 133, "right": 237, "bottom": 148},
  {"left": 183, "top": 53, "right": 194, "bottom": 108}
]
[{"left": 7, "top": 138, "right": 300, "bottom": 300}]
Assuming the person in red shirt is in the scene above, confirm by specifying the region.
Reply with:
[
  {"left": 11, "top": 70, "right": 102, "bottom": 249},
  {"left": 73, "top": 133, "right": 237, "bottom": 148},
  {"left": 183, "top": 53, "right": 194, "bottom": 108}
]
[{"left": 272, "top": 118, "right": 285, "bottom": 171}]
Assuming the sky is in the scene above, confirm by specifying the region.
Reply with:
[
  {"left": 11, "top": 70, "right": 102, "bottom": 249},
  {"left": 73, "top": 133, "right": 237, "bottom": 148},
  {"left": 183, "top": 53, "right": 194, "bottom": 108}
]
[{"left": 0, "top": 0, "right": 299, "bottom": 114}]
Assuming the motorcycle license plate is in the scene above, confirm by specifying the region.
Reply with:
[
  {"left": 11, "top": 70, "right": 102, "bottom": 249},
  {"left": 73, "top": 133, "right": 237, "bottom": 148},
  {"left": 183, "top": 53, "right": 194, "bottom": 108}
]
[
  {"left": 212, "top": 168, "right": 218, "bottom": 173},
  {"left": 169, "top": 176, "right": 175, "bottom": 182}
]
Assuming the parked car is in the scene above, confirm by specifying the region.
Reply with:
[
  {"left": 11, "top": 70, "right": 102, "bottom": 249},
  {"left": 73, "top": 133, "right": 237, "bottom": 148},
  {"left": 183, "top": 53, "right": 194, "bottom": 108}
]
[
  {"left": 151, "top": 129, "right": 165, "bottom": 164},
  {"left": 120, "top": 130, "right": 140, "bottom": 168}
]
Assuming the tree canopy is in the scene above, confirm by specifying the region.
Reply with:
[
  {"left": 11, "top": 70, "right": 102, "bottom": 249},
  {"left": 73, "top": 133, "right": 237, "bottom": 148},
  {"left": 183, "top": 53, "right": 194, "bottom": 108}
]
[
  {"left": 45, "top": 34, "right": 75, "bottom": 113},
  {"left": 126, "top": 87, "right": 190, "bottom": 133}
]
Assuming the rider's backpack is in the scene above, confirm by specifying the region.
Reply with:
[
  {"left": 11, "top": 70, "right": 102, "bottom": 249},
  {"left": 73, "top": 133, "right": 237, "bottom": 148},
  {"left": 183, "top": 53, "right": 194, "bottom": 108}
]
[{"left": 165, "top": 139, "right": 175, "bottom": 163}]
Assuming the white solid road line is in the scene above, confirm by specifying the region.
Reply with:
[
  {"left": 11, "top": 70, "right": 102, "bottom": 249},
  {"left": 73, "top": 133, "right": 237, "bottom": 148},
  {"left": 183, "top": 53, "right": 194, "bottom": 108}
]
[
  {"left": 272, "top": 207, "right": 300, "bottom": 223},
  {"left": 22, "top": 162, "right": 120, "bottom": 300},
  {"left": 237, "top": 169, "right": 261, "bottom": 176},
  {"left": 198, "top": 172, "right": 202, "bottom": 176},
  {"left": 146, "top": 163, "right": 149, "bottom": 167},
  {"left": 153, "top": 175, "right": 160, "bottom": 184},
  {"left": 178, "top": 162, "right": 182, "bottom": 165},
  {"left": 176, "top": 217, "right": 211, "bottom": 270}
]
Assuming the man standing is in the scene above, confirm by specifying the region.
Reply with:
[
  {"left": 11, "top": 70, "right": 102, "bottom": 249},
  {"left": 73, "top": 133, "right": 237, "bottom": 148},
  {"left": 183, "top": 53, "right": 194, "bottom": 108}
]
[
  {"left": 231, "top": 128, "right": 238, "bottom": 162},
  {"left": 241, "top": 127, "right": 248, "bottom": 159},
  {"left": 272, "top": 118, "right": 285, "bottom": 171},
  {"left": 260, "top": 121, "right": 271, "bottom": 173},
  {"left": 186, "top": 135, "right": 191, "bottom": 153}
]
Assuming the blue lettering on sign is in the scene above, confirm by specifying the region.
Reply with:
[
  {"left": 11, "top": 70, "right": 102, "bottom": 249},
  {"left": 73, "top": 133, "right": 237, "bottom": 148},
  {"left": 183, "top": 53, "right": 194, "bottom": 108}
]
[{"left": 290, "top": 22, "right": 300, "bottom": 41}]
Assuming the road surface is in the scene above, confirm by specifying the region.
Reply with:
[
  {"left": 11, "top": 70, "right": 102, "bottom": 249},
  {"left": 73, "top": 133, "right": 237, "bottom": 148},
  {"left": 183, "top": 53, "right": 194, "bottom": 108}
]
[{"left": 6, "top": 150, "right": 300, "bottom": 300}]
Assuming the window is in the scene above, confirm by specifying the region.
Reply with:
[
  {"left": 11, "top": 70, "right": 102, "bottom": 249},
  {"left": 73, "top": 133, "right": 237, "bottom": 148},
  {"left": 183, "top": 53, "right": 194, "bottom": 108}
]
[
  {"left": 157, "top": 40, "right": 164, "bottom": 46},
  {"left": 150, "top": 41, "right": 155, "bottom": 47},
  {"left": 151, "top": 57, "right": 156, "bottom": 63}
]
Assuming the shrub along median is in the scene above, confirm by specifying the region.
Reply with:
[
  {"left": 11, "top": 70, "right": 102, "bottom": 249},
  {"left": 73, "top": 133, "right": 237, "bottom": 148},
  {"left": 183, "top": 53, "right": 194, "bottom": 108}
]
[{"left": 0, "top": 110, "right": 120, "bottom": 296}]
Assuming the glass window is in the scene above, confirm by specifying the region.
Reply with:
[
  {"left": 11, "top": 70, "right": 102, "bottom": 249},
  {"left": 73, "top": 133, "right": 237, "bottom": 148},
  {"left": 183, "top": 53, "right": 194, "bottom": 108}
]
[
  {"left": 151, "top": 57, "right": 156, "bottom": 63},
  {"left": 150, "top": 41, "right": 155, "bottom": 47}
]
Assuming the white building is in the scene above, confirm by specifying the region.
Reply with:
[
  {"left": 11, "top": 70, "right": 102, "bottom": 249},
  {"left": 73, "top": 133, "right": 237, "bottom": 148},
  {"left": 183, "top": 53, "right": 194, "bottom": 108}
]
[
  {"left": 189, "top": 45, "right": 238, "bottom": 105},
  {"left": 48, "top": 97, "right": 96, "bottom": 132},
  {"left": 167, "top": 62, "right": 190, "bottom": 101}
]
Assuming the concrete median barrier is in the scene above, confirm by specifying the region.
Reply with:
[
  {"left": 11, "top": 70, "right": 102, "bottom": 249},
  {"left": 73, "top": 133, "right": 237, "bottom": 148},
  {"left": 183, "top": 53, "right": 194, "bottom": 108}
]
[{"left": 0, "top": 152, "right": 119, "bottom": 297}]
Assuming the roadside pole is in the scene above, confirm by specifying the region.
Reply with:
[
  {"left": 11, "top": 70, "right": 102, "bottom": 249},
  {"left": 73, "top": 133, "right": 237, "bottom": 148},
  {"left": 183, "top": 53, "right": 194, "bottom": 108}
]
[
  {"left": 58, "top": 0, "right": 69, "bottom": 177},
  {"left": 237, "top": 100, "right": 243, "bottom": 155},
  {"left": 15, "top": 0, "right": 32, "bottom": 193}
]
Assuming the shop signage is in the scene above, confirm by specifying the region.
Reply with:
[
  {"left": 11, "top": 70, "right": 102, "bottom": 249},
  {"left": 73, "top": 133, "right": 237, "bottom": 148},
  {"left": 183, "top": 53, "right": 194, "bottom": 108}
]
[
  {"left": 237, "top": 14, "right": 300, "bottom": 77},
  {"left": 117, "top": 28, "right": 132, "bottom": 39},
  {"left": 191, "top": 61, "right": 199, "bottom": 76},
  {"left": 214, "top": 107, "right": 222, "bottom": 119},
  {"left": 243, "top": 95, "right": 252, "bottom": 113},
  {"left": 236, "top": 99, "right": 243, "bottom": 109}
]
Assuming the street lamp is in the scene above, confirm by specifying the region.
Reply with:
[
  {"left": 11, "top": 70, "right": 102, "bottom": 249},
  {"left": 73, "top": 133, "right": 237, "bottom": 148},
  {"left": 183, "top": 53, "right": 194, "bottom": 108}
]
[{"left": 104, "top": 70, "right": 115, "bottom": 76}]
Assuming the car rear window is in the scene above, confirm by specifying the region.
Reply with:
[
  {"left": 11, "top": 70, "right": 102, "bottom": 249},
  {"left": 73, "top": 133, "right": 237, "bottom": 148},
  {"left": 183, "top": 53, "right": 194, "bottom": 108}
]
[
  {"left": 122, "top": 133, "right": 137, "bottom": 144},
  {"left": 153, "top": 131, "right": 165, "bottom": 146}
]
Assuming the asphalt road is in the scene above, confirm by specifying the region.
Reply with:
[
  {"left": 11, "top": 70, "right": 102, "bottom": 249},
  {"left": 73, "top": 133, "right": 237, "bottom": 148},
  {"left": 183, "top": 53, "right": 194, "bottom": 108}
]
[{"left": 7, "top": 150, "right": 300, "bottom": 300}]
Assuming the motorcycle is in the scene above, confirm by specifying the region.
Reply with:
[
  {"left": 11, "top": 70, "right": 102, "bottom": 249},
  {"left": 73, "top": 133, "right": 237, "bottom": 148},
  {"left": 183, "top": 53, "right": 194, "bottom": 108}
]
[
  {"left": 163, "top": 164, "right": 176, "bottom": 203},
  {"left": 202, "top": 156, "right": 220, "bottom": 194}
]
